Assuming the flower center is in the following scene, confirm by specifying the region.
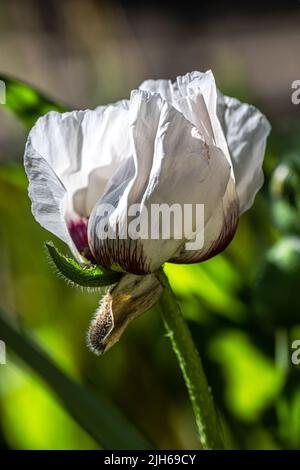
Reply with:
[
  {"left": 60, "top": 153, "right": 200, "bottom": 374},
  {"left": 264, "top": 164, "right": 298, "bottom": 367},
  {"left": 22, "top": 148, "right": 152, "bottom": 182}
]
[{"left": 67, "top": 218, "right": 95, "bottom": 262}]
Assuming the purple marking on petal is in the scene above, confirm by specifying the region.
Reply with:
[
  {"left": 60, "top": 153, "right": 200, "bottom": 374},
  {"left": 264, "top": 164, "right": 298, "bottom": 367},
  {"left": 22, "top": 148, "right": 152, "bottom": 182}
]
[{"left": 68, "top": 218, "right": 95, "bottom": 262}]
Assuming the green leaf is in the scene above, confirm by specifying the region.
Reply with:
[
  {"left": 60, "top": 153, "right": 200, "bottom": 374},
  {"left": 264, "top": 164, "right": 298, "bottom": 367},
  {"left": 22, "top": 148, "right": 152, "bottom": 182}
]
[
  {"left": 253, "top": 237, "right": 300, "bottom": 327},
  {"left": 0, "top": 309, "right": 153, "bottom": 450},
  {"left": 0, "top": 74, "right": 67, "bottom": 128},
  {"left": 209, "top": 330, "right": 284, "bottom": 423},
  {"left": 45, "top": 242, "right": 122, "bottom": 288}
]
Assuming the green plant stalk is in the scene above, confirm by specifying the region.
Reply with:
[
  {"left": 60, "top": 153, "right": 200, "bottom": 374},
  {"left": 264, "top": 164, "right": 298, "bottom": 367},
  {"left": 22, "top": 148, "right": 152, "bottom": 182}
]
[{"left": 156, "top": 267, "right": 223, "bottom": 450}]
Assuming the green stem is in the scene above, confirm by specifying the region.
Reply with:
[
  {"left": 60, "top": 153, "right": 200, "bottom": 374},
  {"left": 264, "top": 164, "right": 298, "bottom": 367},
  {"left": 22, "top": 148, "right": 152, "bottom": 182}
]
[{"left": 156, "top": 267, "right": 223, "bottom": 450}]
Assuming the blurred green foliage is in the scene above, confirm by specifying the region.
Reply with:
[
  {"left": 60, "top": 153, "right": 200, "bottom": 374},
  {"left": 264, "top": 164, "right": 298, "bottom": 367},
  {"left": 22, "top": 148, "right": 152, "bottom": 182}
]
[
  {"left": 0, "top": 75, "right": 66, "bottom": 128},
  {"left": 0, "top": 76, "right": 300, "bottom": 450}
]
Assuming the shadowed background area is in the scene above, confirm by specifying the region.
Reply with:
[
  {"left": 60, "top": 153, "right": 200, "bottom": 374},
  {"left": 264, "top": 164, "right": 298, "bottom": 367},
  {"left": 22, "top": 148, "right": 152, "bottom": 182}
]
[{"left": 1, "top": 0, "right": 300, "bottom": 450}]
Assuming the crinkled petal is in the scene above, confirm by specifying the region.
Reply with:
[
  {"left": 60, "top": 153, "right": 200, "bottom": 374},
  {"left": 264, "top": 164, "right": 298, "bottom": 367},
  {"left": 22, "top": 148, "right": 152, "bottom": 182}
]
[
  {"left": 24, "top": 139, "right": 81, "bottom": 260},
  {"left": 27, "top": 103, "right": 130, "bottom": 219},
  {"left": 87, "top": 273, "right": 163, "bottom": 354},
  {"left": 88, "top": 90, "right": 231, "bottom": 273},
  {"left": 24, "top": 102, "right": 131, "bottom": 256},
  {"left": 217, "top": 94, "right": 271, "bottom": 213},
  {"left": 170, "top": 178, "right": 239, "bottom": 264},
  {"left": 139, "top": 72, "right": 240, "bottom": 264},
  {"left": 140, "top": 70, "right": 270, "bottom": 217},
  {"left": 139, "top": 78, "right": 177, "bottom": 102},
  {"left": 140, "top": 70, "right": 232, "bottom": 168}
]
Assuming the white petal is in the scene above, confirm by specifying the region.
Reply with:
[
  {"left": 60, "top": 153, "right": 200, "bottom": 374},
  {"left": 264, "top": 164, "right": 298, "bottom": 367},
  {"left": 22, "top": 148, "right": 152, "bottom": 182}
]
[
  {"left": 140, "top": 71, "right": 270, "bottom": 215},
  {"left": 25, "top": 102, "right": 131, "bottom": 256},
  {"left": 171, "top": 178, "right": 239, "bottom": 264},
  {"left": 139, "top": 78, "right": 177, "bottom": 102},
  {"left": 27, "top": 103, "right": 130, "bottom": 219},
  {"left": 140, "top": 71, "right": 232, "bottom": 171},
  {"left": 88, "top": 90, "right": 231, "bottom": 273},
  {"left": 24, "top": 139, "right": 81, "bottom": 260},
  {"left": 217, "top": 94, "right": 271, "bottom": 214}
]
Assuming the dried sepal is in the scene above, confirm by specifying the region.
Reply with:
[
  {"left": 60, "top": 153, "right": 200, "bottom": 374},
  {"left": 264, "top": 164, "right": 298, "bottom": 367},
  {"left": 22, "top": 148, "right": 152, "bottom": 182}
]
[{"left": 88, "top": 273, "right": 164, "bottom": 354}]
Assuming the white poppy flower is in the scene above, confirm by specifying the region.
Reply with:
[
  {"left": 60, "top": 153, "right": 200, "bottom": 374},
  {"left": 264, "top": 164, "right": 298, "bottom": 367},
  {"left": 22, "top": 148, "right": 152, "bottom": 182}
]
[{"left": 24, "top": 70, "right": 270, "bottom": 352}]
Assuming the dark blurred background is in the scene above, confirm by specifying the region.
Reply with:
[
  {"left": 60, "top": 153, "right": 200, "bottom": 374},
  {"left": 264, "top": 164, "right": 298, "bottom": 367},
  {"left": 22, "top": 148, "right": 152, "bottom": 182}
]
[
  {"left": 1, "top": 0, "right": 300, "bottom": 160},
  {"left": 1, "top": 0, "right": 300, "bottom": 450}
]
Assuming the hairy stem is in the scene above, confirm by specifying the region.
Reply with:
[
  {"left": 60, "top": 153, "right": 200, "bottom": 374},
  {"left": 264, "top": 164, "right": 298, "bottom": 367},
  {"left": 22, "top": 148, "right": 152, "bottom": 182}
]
[{"left": 156, "top": 267, "right": 223, "bottom": 450}]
